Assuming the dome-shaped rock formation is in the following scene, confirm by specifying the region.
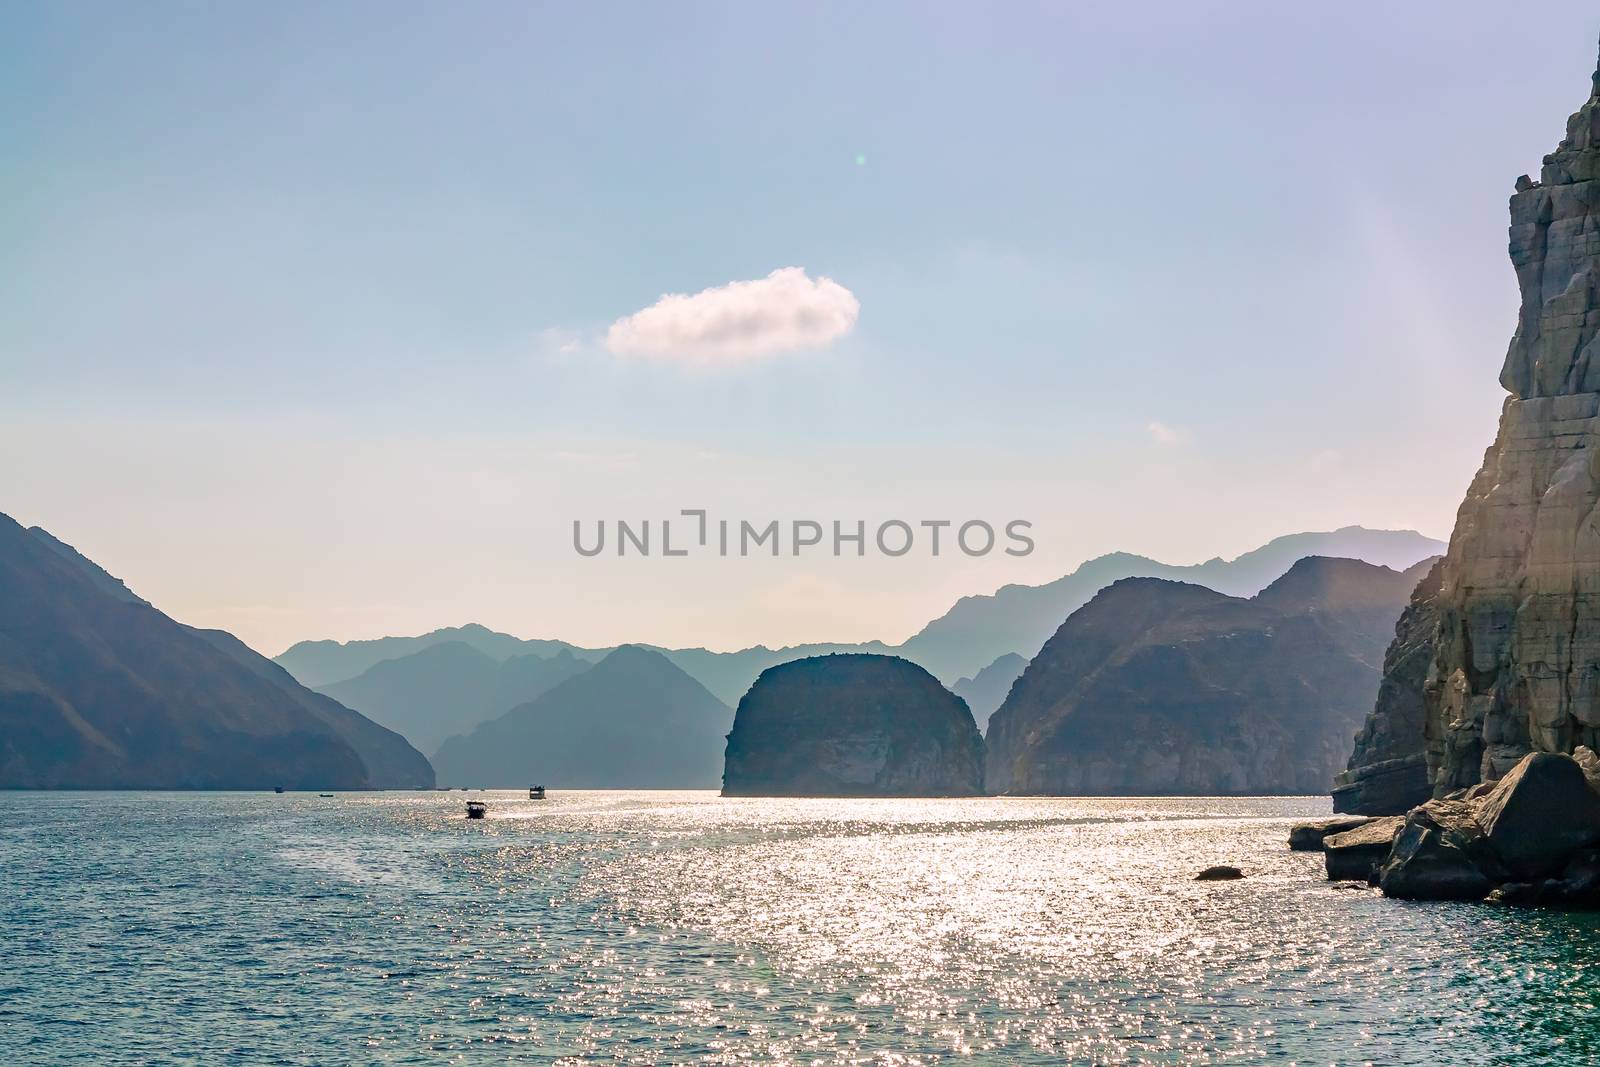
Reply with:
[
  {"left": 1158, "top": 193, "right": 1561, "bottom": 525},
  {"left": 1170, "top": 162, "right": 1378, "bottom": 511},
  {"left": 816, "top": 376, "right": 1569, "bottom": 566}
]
[{"left": 721, "top": 654, "right": 984, "bottom": 797}]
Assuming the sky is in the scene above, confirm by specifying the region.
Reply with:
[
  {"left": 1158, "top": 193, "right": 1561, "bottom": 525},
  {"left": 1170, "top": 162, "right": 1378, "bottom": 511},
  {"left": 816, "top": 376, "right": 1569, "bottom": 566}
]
[{"left": 4, "top": 2, "right": 1599, "bottom": 656}]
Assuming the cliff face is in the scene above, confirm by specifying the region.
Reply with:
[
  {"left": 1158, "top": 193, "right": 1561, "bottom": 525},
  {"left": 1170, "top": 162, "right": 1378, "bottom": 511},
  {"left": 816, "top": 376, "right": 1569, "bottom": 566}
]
[
  {"left": 984, "top": 557, "right": 1425, "bottom": 796},
  {"left": 1332, "top": 561, "right": 1445, "bottom": 814},
  {"left": 1423, "top": 50, "right": 1600, "bottom": 794},
  {"left": 721, "top": 654, "right": 984, "bottom": 797}
]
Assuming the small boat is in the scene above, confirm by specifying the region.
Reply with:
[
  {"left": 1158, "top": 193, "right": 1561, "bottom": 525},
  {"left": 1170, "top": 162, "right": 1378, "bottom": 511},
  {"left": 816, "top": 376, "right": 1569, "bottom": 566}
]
[
  {"left": 273, "top": 786, "right": 284, "bottom": 794},
  {"left": 318, "top": 793, "right": 334, "bottom": 798},
  {"left": 465, "top": 801, "right": 488, "bottom": 819},
  {"left": 528, "top": 785, "right": 546, "bottom": 800}
]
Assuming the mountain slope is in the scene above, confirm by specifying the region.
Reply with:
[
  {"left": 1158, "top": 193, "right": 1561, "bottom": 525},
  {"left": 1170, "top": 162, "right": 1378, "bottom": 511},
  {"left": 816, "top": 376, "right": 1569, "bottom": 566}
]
[
  {"left": 952, "top": 653, "right": 1028, "bottom": 734},
  {"left": 984, "top": 556, "right": 1434, "bottom": 796},
  {"left": 320, "top": 642, "right": 591, "bottom": 754},
  {"left": 898, "top": 527, "right": 1445, "bottom": 682},
  {"left": 0, "top": 514, "right": 433, "bottom": 789},
  {"left": 431, "top": 646, "right": 732, "bottom": 788}
]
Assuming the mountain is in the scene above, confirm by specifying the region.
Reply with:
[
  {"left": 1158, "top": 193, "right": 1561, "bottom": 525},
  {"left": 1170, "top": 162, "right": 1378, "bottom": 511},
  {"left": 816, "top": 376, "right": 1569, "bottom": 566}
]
[
  {"left": 897, "top": 527, "right": 1446, "bottom": 683},
  {"left": 721, "top": 654, "right": 985, "bottom": 797},
  {"left": 951, "top": 653, "right": 1028, "bottom": 734},
  {"left": 320, "top": 642, "right": 592, "bottom": 755},
  {"left": 1331, "top": 561, "right": 1444, "bottom": 814},
  {"left": 0, "top": 513, "right": 432, "bottom": 789},
  {"left": 984, "top": 556, "right": 1433, "bottom": 796},
  {"left": 273, "top": 527, "right": 1445, "bottom": 701},
  {"left": 431, "top": 646, "right": 732, "bottom": 788},
  {"left": 276, "top": 623, "right": 601, "bottom": 689}
]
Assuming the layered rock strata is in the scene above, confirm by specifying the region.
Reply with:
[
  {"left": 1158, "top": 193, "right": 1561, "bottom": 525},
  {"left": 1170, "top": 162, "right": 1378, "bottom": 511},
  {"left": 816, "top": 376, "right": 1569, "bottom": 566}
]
[{"left": 1421, "top": 47, "right": 1600, "bottom": 793}]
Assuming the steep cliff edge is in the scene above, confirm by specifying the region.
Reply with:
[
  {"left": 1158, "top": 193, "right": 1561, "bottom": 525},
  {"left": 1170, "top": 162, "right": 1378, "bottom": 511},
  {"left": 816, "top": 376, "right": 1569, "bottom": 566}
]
[
  {"left": 1332, "top": 561, "right": 1444, "bottom": 814},
  {"left": 721, "top": 654, "right": 984, "bottom": 797},
  {"left": 1423, "top": 46, "right": 1600, "bottom": 794}
]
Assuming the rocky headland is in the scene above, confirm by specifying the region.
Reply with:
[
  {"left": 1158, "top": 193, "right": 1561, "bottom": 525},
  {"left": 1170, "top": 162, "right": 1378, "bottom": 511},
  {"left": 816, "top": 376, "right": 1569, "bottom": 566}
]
[
  {"left": 1304, "top": 42, "right": 1600, "bottom": 902},
  {"left": 721, "top": 654, "right": 984, "bottom": 797},
  {"left": 983, "top": 556, "right": 1429, "bottom": 795},
  {"left": 0, "top": 513, "right": 433, "bottom": 790}
]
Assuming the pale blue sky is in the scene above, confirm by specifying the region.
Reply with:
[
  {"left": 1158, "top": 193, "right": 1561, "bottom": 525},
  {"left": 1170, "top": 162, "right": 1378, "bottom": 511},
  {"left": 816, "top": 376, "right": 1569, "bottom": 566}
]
[{"left": 4, "top": 3, "right": 1597, "bottom": 653}]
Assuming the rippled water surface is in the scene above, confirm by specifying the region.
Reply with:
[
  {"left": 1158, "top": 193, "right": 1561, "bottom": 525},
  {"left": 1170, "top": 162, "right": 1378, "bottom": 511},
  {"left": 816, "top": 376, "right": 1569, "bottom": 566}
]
[{"left": 5, "top": 791, "right": 1600, "bottom": 1065}]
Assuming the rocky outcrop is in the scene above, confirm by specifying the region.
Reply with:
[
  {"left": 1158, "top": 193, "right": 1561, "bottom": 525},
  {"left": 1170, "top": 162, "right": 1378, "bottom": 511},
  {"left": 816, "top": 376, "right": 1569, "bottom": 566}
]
[
  {"left": 721, "top": 654, "right": 984, "bottom": 797},
  {"left": 1422, "top": 46, "right": 1600, "bottom": 794},
  {"left": 1357, "top": 752, "right": 1600, "bottom": 902},
  {"left": 1332, "top": 561, "right": 1444, "bottom": 814},
  {"left": 984, "top": 556, "right": 1425, "bottom": 796},
  {"left": 1288, "top": 816, "right": 1373, "bottom": 851},
  {"left": 0, "top": 513, "right": 433, "bottom": 789},
  {"left": 1323, "top": 817, "right": 1404, "bottom": 881}
]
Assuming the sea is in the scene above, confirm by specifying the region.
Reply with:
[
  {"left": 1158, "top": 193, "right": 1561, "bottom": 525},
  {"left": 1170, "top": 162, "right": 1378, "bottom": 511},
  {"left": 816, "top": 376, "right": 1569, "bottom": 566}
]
[{"left": 4, "top": 791, "right": 1598, "bottom": 1065}]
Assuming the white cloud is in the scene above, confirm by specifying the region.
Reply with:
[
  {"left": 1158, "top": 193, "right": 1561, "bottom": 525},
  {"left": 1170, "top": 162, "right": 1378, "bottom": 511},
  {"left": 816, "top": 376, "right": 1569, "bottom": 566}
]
[
  {"left": 1146, "top": 421, "right": 1187, "bottom": 446},
  {"left": 605, "top": 267, "right": 860, "bottom": 365}
]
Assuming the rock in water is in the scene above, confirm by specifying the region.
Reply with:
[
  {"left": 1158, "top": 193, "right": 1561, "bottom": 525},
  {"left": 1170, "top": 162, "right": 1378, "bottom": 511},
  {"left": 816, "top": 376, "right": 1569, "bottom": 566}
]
[
  {"left": 1289, "top": 816, "right": 1373, "bottom": 851},
  {"left": 721, "top": 654, "right": 984, "bottom": 797},
  {"left": 1195, "top": 865, "right": 1244, "bottom": 881},
  {"left": 1332, "top": 561, "right": 1443, "bottom": 815},
  {"left": 1324, "top": 817, "right": 1404, "bottom": 881},
  {"left": 1473, "top": 752, "right": 1600, "bottom": 879},
  {"left": 1422, "top": 43, "right": 1600, "bottom": 794},
  {"left": 1377, "top": 800, "right": 1499, "bottom": 901}
]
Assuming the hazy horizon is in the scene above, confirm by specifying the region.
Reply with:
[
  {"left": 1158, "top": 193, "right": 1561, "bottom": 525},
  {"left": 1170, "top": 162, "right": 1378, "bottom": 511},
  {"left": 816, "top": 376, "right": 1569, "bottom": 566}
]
[{"left": 6, "top": 2, "right": 1592, "bottom": 654}]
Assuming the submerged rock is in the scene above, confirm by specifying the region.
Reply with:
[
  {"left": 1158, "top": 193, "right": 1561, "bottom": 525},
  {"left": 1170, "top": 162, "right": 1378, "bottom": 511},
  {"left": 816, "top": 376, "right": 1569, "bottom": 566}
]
[
  {"left": 721, "top": 654, "right": 984, "bottom": 797},
  {"left": 1324, "top": 817, "right": 1404, "bottom": 881},
  {"left": 1289, "top": 816, "right": 1373, "bottom": 851},
  {"left": 1195, "top": 865, "right": 1244, "bottom": 881}
]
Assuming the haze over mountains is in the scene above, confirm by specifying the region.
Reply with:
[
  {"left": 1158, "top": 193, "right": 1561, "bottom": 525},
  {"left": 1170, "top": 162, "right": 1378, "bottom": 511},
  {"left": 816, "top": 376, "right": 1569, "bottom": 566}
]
[
  {"left": 275, "top": 527, "right": 1445, "bottom": 717},
  {"left": 431, "top": 646, "right": 731, "bottom": 788},
  {"left": 0, "top": 513, "right": 432, "bottom": 790},
  {"left": 321, "top": 643, "right": 592, "bottom": 756}
]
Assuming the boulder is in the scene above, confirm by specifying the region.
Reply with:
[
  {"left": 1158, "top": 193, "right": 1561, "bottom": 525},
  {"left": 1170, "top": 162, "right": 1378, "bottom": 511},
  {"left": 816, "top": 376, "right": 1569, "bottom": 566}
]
[
  {"left": 1474, "top": 753, "right": 1600, "bottom": 879},
  {"left": 1195, "top": 865, "right": 1244, "bottom": 881},
  {"left": 1490, "top": 850, "right": 1600, "bottom": 908},
  {"left": 1576, "top": 745, "right": 1600, "bottom": 793},
  {"left": 1289, "top": 816, "right": 1373, "bottom": 851},
  {"left": 1323, "top": 816, "right": 1403, "bottom": 881},
  {"left": 1377, "top": 800, "right": 1498, "bottom": 901}
]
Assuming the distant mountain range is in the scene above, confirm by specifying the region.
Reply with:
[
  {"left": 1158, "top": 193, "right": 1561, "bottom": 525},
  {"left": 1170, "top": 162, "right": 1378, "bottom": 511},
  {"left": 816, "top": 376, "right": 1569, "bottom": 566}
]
[
  {"left": 951, "top": 653, "right": 1028, "bottom": 733},
  {"left": 320, "top": 642, "right": 591, "bottom": 756},
  {"left": 984, "top": 555, "right": 1436, "bottom": 795},
  {"left": 272, "top": 528, "right": 1445, "bottom": 754},
  {"left": 0, "top": 513, "right": 432, "bottom": 790},
  {"left": 431, "top": 646, "right": 731, "bottom": 788}
]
